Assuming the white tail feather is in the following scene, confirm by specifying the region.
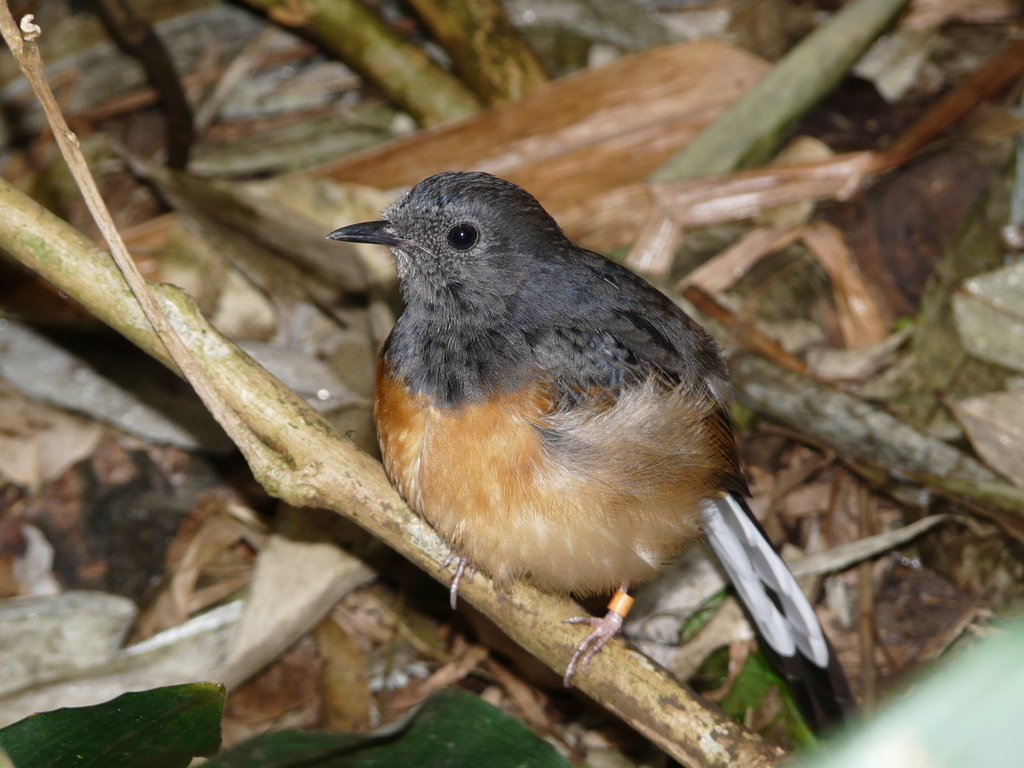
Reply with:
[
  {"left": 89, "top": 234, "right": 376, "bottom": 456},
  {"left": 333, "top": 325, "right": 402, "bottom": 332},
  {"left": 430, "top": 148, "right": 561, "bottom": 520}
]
[{"left": 701, "top": 494, "right": 829, "bottom": 667}]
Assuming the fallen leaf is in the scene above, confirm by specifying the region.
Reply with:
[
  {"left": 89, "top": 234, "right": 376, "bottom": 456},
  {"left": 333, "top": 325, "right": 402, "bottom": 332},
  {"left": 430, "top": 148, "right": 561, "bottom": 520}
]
[
  {"left": 316, "top": 39, "right": 769, "bottom": 226},
  {"left": 0, "top": 379, "right": 102, "bottom": 491},
  {"left": 953, "top": 260, "right": 1024, "bottom": 374},
  {"left": 315, "top": 617, "right": 371, "bottom": 732},
  {"left": 218, "top": 507, "right": 376, "bottom": 690},
  {"left": 950, "top": 391, "right": 1024, "bottom": 488}
]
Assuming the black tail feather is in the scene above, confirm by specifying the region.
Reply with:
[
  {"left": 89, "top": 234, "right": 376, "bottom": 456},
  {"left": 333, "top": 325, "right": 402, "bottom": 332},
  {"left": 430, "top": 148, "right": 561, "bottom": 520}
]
[{"left": 702, "top": 492, "right": 855, "bottom": 732}]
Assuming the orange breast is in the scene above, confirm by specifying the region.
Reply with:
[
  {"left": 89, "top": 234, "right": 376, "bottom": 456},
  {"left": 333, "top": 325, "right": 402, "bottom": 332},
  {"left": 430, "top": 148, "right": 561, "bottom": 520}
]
[{"left": 374, "top": 358, "right": 724, "bottom": 596}]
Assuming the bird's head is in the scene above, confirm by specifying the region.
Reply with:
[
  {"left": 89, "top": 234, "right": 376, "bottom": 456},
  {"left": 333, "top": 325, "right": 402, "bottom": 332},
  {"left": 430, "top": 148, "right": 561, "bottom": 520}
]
[{"left": 328, "top": 172, "right": 571, "bottom": 308}]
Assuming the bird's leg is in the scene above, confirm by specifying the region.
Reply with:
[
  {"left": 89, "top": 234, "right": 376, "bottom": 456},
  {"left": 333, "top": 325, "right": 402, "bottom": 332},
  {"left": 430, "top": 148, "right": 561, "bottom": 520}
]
[
  {"left": 440, "top": 551, "right": 476, "bottom": 609},
  {"left": 562, "top": 583, "right": 634, "bottom": 686}
]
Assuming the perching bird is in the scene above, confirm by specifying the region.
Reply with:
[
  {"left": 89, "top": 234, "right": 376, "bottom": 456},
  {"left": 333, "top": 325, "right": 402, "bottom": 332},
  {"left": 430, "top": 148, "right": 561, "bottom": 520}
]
[{"left": 328, "top": 171, "right": 853, "bottom": 730}]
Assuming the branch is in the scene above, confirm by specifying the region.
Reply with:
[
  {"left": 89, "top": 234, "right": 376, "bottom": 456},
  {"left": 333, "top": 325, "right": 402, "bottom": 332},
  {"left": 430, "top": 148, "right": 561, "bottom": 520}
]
[
  {"left": 729, "top": 353, "right": 1024, "bottom": 538},
  {"left": 406, "top": 0, "right": 548, "bottom": 105},
  {"left": 0, "top": 4, "right": 286, "bottom": 500},
  {"left": 93, "top": 0, "right": 194, "bottom": 168},
  {"left": 238, "top": 0, "right": 482, "bottom": 127}
]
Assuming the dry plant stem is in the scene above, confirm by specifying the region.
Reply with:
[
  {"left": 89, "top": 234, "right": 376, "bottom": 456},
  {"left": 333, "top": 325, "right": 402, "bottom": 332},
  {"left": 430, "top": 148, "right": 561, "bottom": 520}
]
[
  {"left": 565, "top": 151, "right": 884, "bottom": 250},
  {"left": 0, "top": 163, "right": 783, "bottom": 768},
  {"left": 682, "top": 286, "right": 808, "bottom": 375},
  {"left": 729, "top": 354, "right": 1024, "bottom": 530},
  {"left": 649, "top": 0, "right": 908, "bottom": 181},
  {"left": 194, "top": 27, "right": 277, "bottom": 136},
  {"left": 789, "top": 514, "right": 951, "bottom": 579},
  {"left": 238, "top": 0, "right": 481, "bottom": 127},
  {"left": 882, "top": 39, "right": 1024, "bottom": 168},
  {"left": 93, "top": 0, "right": 194, "bottom": 168},
  {"left": 800, "top": 222, "right": 888, "bottom": 348},
  {"left": 679, "top": 224, "right": 805, "bottom": 295},
  {"left": 0, "top": 7, "right": 281, "bottom": 505},
  {"left": 856, "top": 482, "right": 877, "bottom": 713},
  {"left": 679, "top": 221, "right": 888, "bottom": 349},
  {"left": 406, "top": 0, "right": 547, "bottom": 105},
  {"left": 625, "top": 211, "right": 682, "bottom": 275}
]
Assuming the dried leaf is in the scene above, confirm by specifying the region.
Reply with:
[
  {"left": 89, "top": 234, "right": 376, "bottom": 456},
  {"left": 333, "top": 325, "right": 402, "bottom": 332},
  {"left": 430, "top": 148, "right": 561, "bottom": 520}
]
[
  {"left": 807, "top": 327, "right": 913, "bottom": 382},
  {"left": 0, "top": 379, "right": 102, "bottom": 491},
  {"left": 8, "top": 523, "right": 60, "bottom": 597},
  {"left": 0, "top": 322, "right": 232, "bottom": 453},
  {"left": 644, "top": 599, "right": 752, "bottom": 683},
  {"left": 853, "top": 28, "right": 940, "bottom": 102},
  {"left": 315, "top": 618, "right": 371, "bottom": 732},
  {"left": 218, "top": 508, "right": 376, "bottom": 690},
  {"left": 317, "top": 40, "right": 769, "bottom": 222},
  {"left": 389, "top": 645, "right": 489, "bottom": 711},
  {"left": 222, "top": 636, "right": 322, "bottom": 746},
  {"left": 951, "top": 391, "right": 1024, "bottom": 488},
  {"left": 801, "top": 221, "right": 890, "bottom": 348},
  {"left": 953, "top": 260, "right": 1024, "bottom": 374},
  {"left": 781, "top": 483, "right": 833, "bottom": 520},
  {"left": 484, "top": 659, "right": 551, "bottom": 732},
  {"left": 137, "top": 497, "right": 262, "bottom": 639},
  {"left": 0, "top": 601, "right": 241, "bottom": 728},
  {"left": 0, "top": 591, "right": 136, "bottom": 699}
]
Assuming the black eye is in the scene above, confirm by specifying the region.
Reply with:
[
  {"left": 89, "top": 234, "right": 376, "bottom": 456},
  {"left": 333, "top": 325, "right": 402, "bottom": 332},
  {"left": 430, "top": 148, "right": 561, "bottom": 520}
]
[{"left": 447, "top": 224, "right": 478, "bottom": 250}]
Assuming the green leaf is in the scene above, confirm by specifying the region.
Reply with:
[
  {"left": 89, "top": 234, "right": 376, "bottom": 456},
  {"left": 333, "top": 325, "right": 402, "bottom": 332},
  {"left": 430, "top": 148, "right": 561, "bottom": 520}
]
[
  {"left": 803, "top": 620, "right": 1024, "bottom": 768},
  {"left": 719, "top": 651, "right": 815, "bottom": 748},
  {"left": 678, "top": 591, "right": 727, "bottom": 645},
  {"left": 649, "top": 0, "right": 909, "bottom": 181},
  {"left": 205, "top": 687, "right": 570, "bottom": 768},
  {"left": 0, "top": 682, "right": 225, "bottom": 768}
]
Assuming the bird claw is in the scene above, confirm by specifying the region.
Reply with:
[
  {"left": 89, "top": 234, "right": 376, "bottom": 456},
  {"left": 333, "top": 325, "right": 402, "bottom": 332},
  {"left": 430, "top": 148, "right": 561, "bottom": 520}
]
[
  {"left": 562, "top": 609, "right": 625, "bottom": 686},
  {"left": 440, "top": 552, "right": 476, "bottom": 609}
]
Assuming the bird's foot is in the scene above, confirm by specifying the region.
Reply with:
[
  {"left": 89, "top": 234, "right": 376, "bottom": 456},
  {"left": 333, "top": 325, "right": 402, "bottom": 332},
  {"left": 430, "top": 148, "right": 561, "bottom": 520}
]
[
  {"left": 562, "top": 588, "right": 634, "bottom": 686},
  {"left": 440, "top": 552, "right": 476, "bottom": 609}
]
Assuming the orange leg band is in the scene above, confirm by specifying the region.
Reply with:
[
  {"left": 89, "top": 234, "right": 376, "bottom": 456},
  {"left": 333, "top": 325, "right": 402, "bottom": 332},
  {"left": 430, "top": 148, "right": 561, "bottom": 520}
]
[{"left": 607, "top": 589, "right": 634, "bottom": 618}]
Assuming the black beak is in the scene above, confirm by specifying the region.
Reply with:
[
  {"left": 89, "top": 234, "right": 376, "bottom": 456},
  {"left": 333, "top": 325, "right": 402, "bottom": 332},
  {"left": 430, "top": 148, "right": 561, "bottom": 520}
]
[{"left": 326, "top": 220, "right": 402, "bottom": 247}]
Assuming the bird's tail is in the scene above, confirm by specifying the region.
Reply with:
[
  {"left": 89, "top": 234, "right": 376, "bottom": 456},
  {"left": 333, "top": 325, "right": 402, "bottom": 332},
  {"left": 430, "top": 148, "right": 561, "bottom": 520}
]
[{"left": 701, "top": 491, "right": 855, "bottom": 731}]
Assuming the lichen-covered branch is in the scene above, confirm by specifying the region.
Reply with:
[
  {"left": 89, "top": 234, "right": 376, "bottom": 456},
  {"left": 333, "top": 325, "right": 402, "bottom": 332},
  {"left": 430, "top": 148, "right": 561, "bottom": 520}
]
[
  {"left": 729, "top": 353, "right": 1024, "bottom": 536},
  {"left": 240, "top": 0, "right": 482, "bottom": 127},
  {"left": 406, "top": 0, "right": 548, "bottom": 105}
]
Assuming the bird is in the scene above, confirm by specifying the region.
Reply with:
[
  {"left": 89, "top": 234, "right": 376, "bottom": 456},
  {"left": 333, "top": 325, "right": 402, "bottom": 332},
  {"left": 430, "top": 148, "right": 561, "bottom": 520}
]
[{"left": 327, "top": 171, "right": 854, "bottom": 730}]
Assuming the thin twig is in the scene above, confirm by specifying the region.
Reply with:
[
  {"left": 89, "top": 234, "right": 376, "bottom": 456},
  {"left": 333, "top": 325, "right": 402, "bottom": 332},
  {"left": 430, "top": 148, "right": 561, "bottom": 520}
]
[
  {"left": 0, "top": 5, "right": 280, "bottom": 485},
  {"left": 881, "top": 39, "right": 1024, "bottom": 168},
  {"left": 682, "top": 285, "right": 809, "bottom": 374},
  {"left": 194, "top": 26, "right": 276, "bottom": 136}
]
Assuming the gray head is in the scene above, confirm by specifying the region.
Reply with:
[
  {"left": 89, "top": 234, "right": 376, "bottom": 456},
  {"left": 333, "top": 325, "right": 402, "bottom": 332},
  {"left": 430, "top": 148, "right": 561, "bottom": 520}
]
[{"left": 327, "top": 172, "right": 572, "bottom": 308}]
